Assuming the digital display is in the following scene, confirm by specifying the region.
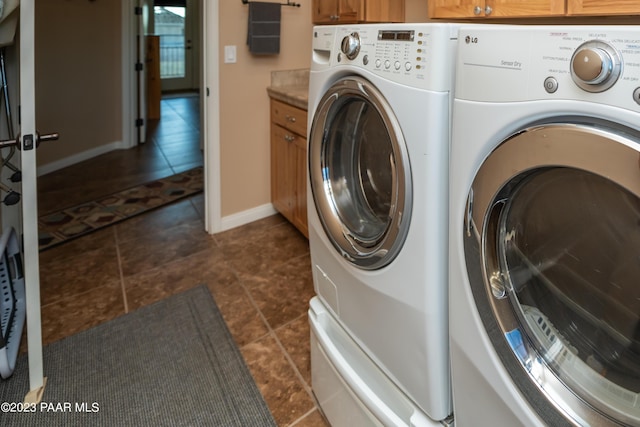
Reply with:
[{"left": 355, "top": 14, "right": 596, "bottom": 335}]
[{"left": 378, "top": 30, "right": 415, "bottom": 42}]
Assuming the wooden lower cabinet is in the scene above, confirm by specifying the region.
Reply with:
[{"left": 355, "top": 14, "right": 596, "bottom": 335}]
[{"left": 270, "top": 99, "right": 308, "bottom": 238}]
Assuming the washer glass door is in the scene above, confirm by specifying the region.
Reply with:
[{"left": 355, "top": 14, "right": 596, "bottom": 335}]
[
  {"left": 309, "top": 76, "right": 411, "bottom": 270},
  {"left": 466, "top": 123, "right": 640, "bottom": 426}
]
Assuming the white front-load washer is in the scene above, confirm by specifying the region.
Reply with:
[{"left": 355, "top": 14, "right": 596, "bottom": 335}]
[
  {"left": 307, "top": 23, "right": 458, "bottom": 426},
  {"left": 450, "top": 25, "right": 640, "bottom": 427}
]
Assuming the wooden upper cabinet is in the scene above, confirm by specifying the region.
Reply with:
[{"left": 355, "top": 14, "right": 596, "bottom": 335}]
[
  {"left": 429, "top": 0, "right": 564, "bottom": 18},
  {"left": 430, "top": 0, "right": 640, "bottom": 17},
  {"left": 567, "top": 0, "right": 640, "bottom": 15},
  {"left": 313, "top": 0, "right": 344, "bottom": 23},
  {"left": 489, "top": 0, "right": 564, "bottom": 17},
  {"left": 313, "top": 0, "right": 404, "bottom": 24},
  {"left": 428, "top": 0, "right": 481, "bottom": 19},
  {"left": 364, "top": 0, "right": 404, "bottom": 22},
  {"left": 338, "top": 0, "right": 361, "bottom": 22}
]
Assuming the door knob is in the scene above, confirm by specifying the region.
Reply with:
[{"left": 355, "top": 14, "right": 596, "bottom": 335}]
[
  {"left": 0, "top": 137, "right": 18, "bottom": 149},
  {"left": 37, "top": 132, "right": 59, "bottom": 145},
  {"left": 0, "top": 132, "right": 58, "bottom": 150}
]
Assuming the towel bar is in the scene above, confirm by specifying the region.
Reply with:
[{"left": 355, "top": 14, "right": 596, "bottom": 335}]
[{"left": 242, "top": 0, "right": 301, "bottom": 7}]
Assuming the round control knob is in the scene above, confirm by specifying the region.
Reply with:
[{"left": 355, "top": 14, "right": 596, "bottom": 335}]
[
  {"left": 341, "top": 32, "right": 361, "bottom": 60},
  {"left": 570, "top": 41, "right": 622, "bottom": 93}
]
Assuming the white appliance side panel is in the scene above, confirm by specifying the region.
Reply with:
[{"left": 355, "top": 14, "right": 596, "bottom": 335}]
[
  {"left": 307, "top": 89, "right": 452, "bottom": 420},
  {"left": 309, "top": 297, "right": 442, "bottom": 427}
]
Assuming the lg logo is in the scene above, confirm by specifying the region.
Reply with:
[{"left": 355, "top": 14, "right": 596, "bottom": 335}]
[{"left": 465, "top": 35, "right": 479, "bottom": 44}]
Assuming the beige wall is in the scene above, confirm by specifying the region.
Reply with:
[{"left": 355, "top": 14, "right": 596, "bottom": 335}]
[
  {"left": 218, "top": 0, "right": 430, "bottom": 218},
  {"left": 218, "top": 0, "right": 313, "bottom": 217},
  {"left": 34, "top": 0, "right": 122, "bottom": 167}
]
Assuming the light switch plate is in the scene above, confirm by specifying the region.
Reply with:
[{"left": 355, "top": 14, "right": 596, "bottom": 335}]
[{"left": 224, "top": 45, "right": 237, "bottom": 64}]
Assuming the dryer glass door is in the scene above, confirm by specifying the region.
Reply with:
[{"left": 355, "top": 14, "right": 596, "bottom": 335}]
[
  {"left": 309, "top": 76, "right": 411, "bottom": 270},
  {"left": 467, "top": 123, "right": 640, "bottom": 426}
]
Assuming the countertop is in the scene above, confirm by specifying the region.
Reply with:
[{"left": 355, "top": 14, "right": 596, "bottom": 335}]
[{"left": 267, "top": 69, "right": 309, "bottom": 111}]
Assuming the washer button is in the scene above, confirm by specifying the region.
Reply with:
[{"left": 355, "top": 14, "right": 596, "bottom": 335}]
[
  {"left": 375, "top": 59, "right": 382, "bottom": 68},
  {"left": 384, "top": 60, "right": 391, "bottom": 69},
  {"left": 544, "top": 77, "right": 558, "bottom": 93},
  {"left": 633, "top": 87, "right": 640, "bottom": 106},
  {"left": 363, "top": 55, "right": 369, "bottom": 66},
  {"left": 405, "top": 62, "right": 412, "bottom": 71},
  {"left": 394, "top": 61, "right": 401, "bottom": 70}
]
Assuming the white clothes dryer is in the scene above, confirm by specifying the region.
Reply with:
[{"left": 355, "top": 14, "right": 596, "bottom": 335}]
[
  {"left": 450, "top": 25, "right": 640, "bottom": 427},
  {"left": 307, "top": 24, "right": 458, "bottom": 426}
]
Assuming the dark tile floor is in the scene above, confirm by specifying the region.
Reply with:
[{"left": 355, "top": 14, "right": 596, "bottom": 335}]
[{"left": 35, "top": 94, "right": 329, "bottom": 426}]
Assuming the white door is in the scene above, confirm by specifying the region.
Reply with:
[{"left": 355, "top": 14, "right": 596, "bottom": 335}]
[
  {"left": 19, "top": 0, "right": 46, "bottom": 400},
  {"left": 156, "top": 0, "right": 198, "bottom": 92},
  {"left": 136, "top": 0, "right": 148, "bottom": 144}
]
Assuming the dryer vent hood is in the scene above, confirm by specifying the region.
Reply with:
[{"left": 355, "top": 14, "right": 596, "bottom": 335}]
[{"left": 0, "top": 0, "right": 19, "bottom": 48}]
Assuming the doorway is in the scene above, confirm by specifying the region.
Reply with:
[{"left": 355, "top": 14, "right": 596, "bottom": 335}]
[
  {"left": 35, "top": 1, "right": 206, "bottom": 223},
  {"left": 153, "top": 0, "right": 199, "bottom": 92}
]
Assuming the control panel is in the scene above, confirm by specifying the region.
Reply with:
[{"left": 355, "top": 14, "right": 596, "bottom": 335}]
[
  {"left": 456, "top": 26, "right": 640, "bottom": 111},
  {"left": 328, "top": 24, "right": 459, "bottom": 91},
  {"left": 570, "top": 40, "right": 623, "bottom": 93}
]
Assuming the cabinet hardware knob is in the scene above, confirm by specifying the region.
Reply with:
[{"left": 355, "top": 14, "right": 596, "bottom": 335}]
[
  {"left": 484, "top": 5, "right": 492, "bottom": 15},
  {"left": 473, "top": 5, "right": 482, "bottom": 15},
  {"left": 285, "top": 115, "right": 296, "bottom": 123}
]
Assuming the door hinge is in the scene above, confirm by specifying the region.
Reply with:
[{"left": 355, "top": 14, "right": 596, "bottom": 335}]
[
  {"left": 136, "top": 118, "right": 144, "bottom": 128},
  {"left": 135, "top": 6, "right": 142, "bottom": 15},
  {"left": 135, "top": 62, "right": 143, "bottom": 72}
]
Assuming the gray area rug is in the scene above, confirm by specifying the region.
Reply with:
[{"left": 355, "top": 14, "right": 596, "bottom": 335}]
[{"left": 0, "top": 285, "right": 276, "bottom": 426}]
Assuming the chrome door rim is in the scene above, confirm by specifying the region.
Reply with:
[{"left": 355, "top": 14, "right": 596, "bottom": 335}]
[
  {"left": 464, "top": 122, "right": 640, "bottom": 426},
  {"left": 309, "top": 76, "right": 411, "bottom": 270}
]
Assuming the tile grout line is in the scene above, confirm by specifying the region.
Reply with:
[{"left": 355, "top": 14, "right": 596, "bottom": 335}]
[{"left": 229, "top": 258, "right": 319, "bottom": 424}]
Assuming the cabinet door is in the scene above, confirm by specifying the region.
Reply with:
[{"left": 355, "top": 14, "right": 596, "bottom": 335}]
[
  {"left": 428, "top": 0, "right": 484, "bottom": 19},
  {"left": 567, "top": 0, "right": 640, "bottom": 15},
  {"left": 337, "top": 0, "right": 362, "bottom": 22},
  {"left": 271, "top": 124, "right": 297, "bottom": 221},
  {"left": 486, "top": 0, "right": 564, "bottom": 17},
  {"left": 313, "top": 0, "right": 339, "bottom": 23},
  {"left": 293, "top": 138, "right": 309, "bottom": 238},
  {"left": 429, "top": 0, "right": 564, "bottom": 18}
]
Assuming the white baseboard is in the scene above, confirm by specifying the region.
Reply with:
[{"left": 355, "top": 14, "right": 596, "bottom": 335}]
[
  {"left": 37, "top": 140, "right": 125, "bottom": 177},
  {"left": 220, "top": 203, "right": 277, "bottom": 232}
]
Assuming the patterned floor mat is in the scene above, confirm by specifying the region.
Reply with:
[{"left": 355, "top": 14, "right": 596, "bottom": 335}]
[{"left": 38, "top": 167, "right": 203, "bottom": 251}]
